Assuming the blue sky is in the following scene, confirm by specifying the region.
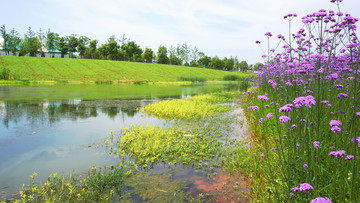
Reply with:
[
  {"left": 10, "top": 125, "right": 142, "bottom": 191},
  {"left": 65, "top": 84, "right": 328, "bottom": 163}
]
[{"left": 1, "top": 0, "right": 360, "bottom": 64}]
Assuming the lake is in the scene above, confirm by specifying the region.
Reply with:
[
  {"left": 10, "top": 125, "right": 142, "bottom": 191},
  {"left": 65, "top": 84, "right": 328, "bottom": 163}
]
[{"left": 0, "top": 82, "right": 249, "bottom": 200}]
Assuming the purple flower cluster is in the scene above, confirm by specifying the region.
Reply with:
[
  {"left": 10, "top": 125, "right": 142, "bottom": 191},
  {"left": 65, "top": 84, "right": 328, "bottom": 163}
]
[
  {"left": 279, "top": 104, "right": 293, "bottom": 112},
  {"left": 291, "top": 183, "right": 314, "bottom": 195},
  {"left": 329, "top": 120, "right": 342, "bottom": 133},
  {"left": 248, "top": 106, "right": 259, "bottom": 111},
  {"left": 329, "top": 150, "right": 346, "bottom": 157},
  {"left": 313, "top": 141, "right": 320, "bottom": 148},
  {"left": 293, "top": 95, "right": 316, "bottom": 108},
  {"left": 310, "top": 197, "right": 332, "bottom": 203},
  {"left": 257, "top": 95, "right": 269, "bottom": 101},
  {"left": 279, "top": 116, "right": 291, "bottom": 123}
]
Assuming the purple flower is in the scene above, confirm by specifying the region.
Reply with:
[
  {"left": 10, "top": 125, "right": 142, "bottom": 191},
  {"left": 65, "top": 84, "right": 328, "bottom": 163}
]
[
  {"left": 256, "top": 40, "right": 261, "bottom": 44},
  {"left": 329, "top": 120, "right": 342, "bottom": 127},
  {"left": 291, "top": 187, "right": 300, "bottom": 192},
  {"left": 331, "top": 126, "right": 341, "bottom": 133},
  {"left": 337, "top": 93, "right": 348, "bottom": 98},
  {"left": 310, "top": 197, "right": 332, "bottom": 203},
  {"left": 345, "top": 155, "right": 354, "bottom": 160},
  {"left": 265, "top": 32, "right": 272, "bottom": 37},
  {"left": 279, "top": 104, "right": 293, "bottom": 112},
  {"left": 271, "top": 148, "right": 275, "bottom": 151},
  {"left": 248, "top": 145, "right": 252, "bottom": 149},
  {"left": 260, "top": 154, "right": 266, "bottom": 157},
  {"left": 265, "top": 105, "right": 270, "bottom": 108},
  {"left": 321, "top": 100, "right": 329, "bottom": 104},
  {"left": 253, "top": 153, "right": 256, "bottom": 156},
  {"left": 279, "top": 116, "right": 291, "bottom": 123},
  {"left": 303, "top": 164, "right": 308, "bottom": 167},
  {"left": 356, "top": 112, "right": 360, "bottom": 117},
  {"left": 296, "top": 144, "right": 300, "bottom": 147},
  {"left": 300, "top": 183, "right": 314, "bottom": 192},
  {"left": 291, "top": 124, "right": 297, "bottom": 129},
  {"left": 257, "top": 95, "right": 269, "bottom": 101},
  {"left": 248, "top": 106, "right": 259, "bottom": 110},
  {"left": 293, "top": 95, "right": 316, "bottom": 108},
  {"left": 329, "top": 150, "right": 346, "bottom": 157},
  {"left": 266, "top": 113, "right": 274, "bottom": 119},
  {"left": 313, "top": 141, "right": 320, "bottom": 148}
]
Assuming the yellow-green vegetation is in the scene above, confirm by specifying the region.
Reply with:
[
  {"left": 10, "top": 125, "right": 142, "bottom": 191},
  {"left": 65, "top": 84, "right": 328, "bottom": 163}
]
[
  {"left": 141, "top": 92, "right": 236, "bottom": 120},
  {"left": 0, "top": 56, "right": 253, "bottom": 83}
]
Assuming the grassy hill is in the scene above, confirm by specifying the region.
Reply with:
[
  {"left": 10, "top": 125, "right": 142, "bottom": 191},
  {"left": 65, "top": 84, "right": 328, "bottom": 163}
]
[{"left": 0, "top": 56, "right": 253, "bottom": 83}]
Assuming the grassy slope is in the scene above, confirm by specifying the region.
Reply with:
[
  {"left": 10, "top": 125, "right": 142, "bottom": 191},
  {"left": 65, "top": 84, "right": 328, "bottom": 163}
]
[{"left": 0, "top": 56, "right": 253, "bottom": 82}]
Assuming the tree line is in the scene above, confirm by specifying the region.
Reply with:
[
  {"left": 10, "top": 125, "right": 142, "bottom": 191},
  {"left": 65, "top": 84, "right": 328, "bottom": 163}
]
[{"left": 0, "top": 24, "right": 262, "bottom": 71}]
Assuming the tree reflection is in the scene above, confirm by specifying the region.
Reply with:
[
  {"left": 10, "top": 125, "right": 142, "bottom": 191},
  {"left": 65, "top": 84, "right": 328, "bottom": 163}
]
[{"left": 0, "top": 99, "right": 146, "bottom": 128}]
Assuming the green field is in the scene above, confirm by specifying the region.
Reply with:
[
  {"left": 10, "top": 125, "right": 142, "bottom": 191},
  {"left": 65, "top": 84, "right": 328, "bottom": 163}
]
[{"left": 0, "top": 56, "right": 253, "bottom": 83}]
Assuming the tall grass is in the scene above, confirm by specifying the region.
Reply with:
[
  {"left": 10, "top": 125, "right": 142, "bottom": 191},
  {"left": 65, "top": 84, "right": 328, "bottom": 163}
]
[{"left": 245, "top": 1, "right": 360, "bottom": 202}]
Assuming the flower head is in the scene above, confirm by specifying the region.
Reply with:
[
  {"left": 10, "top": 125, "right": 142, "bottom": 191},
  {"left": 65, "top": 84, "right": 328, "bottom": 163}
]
[
  {"left": 311, "top": 197, "right": 332, "bottom": 203},
  {"left": 279, "top": 116, "right": 291, "bottom": 123}
]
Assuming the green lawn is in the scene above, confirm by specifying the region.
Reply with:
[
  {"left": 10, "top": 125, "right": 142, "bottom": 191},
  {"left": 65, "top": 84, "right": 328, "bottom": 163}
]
[{"left": 0, "top": 56, "right": 253, "bottom": 83}]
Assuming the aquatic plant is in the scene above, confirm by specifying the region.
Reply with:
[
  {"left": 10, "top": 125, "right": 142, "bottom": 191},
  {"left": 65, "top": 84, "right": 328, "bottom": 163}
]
[{"left": 245, "top": 0, "right": 360, "bottom": 201}]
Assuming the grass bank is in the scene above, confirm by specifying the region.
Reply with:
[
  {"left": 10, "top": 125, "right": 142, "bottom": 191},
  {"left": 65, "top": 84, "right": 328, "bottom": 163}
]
[{"left": 0, "top": 56, "right": 253, "bottom": 83}]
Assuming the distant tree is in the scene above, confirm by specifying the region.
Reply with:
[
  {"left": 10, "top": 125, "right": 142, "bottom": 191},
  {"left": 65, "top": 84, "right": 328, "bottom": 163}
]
[
  {"left": 143, "top": 48, "right": 154, "bottom": 63},
  {"left": 57, "top": 37, "right": 69, "bottom": 58},
  {"left": 45, "top": 29, "right": 59, "bottom": 57},
  {"left": 37, "top": 29, "right": 46, "bottom": 57},
  {"left": 209, "top": 56, "right": 224, "bottom": 70},
  {"left": 239, "top": 60, "right": 249, "bottom": 72},
  {"left": 190, "top": 46, "right": 200, "bottom": 63},
  {"left": 77, "top": 36, "right": 90, "bottom": 58},
  {"left": 118, "top": 34, "right": 129, "bottom": 45},
  {"left": 198, "top": 56, "right": 211, "bottom": 68},
  {"left": 223, "top": 57, "right": 235, "bottom": 71},
  {"left": 0, "top": 25, "right": 9, "bottom": 55},
  {"left": 7, "top": 28, "right": 21, "bottom": 56},
  {"left": 181, "top": 42, "right": 191, "bottom": 64},
  {"left": 156, "top": 45, "right": 169, "bottom": 64},
  {"left": 121, "top": 41, "right": 142, "bottom": 61},
  {"left": 89, "top": 40, "right": 98, "bottom": 59},
  {"left": 98, "top": 43, "right": 108, "bottom": 59},
  {"left": 67, "top": 34, "right": 78, "bottom": 57},
  {"left": 23, "top": 27, "right": 41, "bottom": 56},
  {"left": 168, "top": 46, "right": 181, "bottom": 65},
  {"left": 254, "top": 62, "right": 264, "bottom": 71}
]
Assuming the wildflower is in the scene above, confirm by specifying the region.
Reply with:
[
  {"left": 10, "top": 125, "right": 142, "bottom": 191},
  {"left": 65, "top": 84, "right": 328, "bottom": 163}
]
[
  {"left": 331, "top": 126, "right": 341, "bottom": 133},
  {"left": 291, "top": 187, "right": 300, "bottom": 192},
  {"left": 321, "top": 100, "right": 329, "bottom": 104},
  {"left": 265, "top": 105, "right": 270, "bottom": 108},
  {"left": 248, "top": 145, "right": 252, "bottom": 149},
  {"left": 265, "top": 32, "right": 272, "bottom": 37},
  {"left": 290, "top": 192, "right": 294, "bottom": 196},
  {"left": 260, "top": 154, "right": 266, "bottom": 157},
  {"left": 283, "top": 134, "right": 287, "bottom": 138},
  {"left": 310, "top": 197, "right": 332, "bottom": 203},
  {"left": 356, "top": 112, "right": 360, "bottom": 117},
  {"left": 279, "top": 116, "right": 291, "bottom": 123},
  {"left": 256, "top": 40, "right": 261, "bottom": 44},
  {"left": 279, "top": 104, "right": 293, "bottom": 112},
  {"left": 329, "top": 150, "right": 346, "bottom": 157},
  {"left": 297, "top": 144, "right": 300, "bottom": 147},
  {"left": 329, "top": 120, "right": 342, "bottom": 127},
  {"left": 257, "top": 95, "right": 269, "bottom": 101},
  {"left": 303, "top": 164, "right": 308, "bottom": 167},
  {"left": 313, "top": 141, "right": 320, "bottom": 148},
  {"left": 337, "top": 93, "right": 348, "bottom": 98},
  {"left": 291, "top": 124, "right": 297, "bottom": 129},
  {"left": 248, "top": 106, "right": 259, "bottom": 110},
  {"left": 345, "top": 155, "right": 354, "bottom": 160},
  {"left": 299, "top": 183, "right": 314, "bottom": 192},
  {"left": 266, "top": 113, "right": 274, "bottom": 119},
  {"left": 253, "top": 153, "right": 256, "bottom": 156}
]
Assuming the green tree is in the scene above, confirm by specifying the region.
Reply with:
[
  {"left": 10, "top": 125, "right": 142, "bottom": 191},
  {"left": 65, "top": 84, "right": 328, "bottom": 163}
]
[
  {"left": 223, "top": 57, "right": 235, "bottom": 71},
  {"left": 0, "top": 25, "right": 9, "bottom": 55},
  {"left": 198, "top": 56, "right": 211, "bottom": 68},
  {"left": 156, "top": 45, "right": 169, "bottom": 64},
  {"left": 45, "top": 29, "right": 59, "bottom": 57},
  {"left": 89, "top": 40, "right": 98, "bottom": 59},
  {"left": 23, "top": 27, "right": 41, "bottom": 57},
  {"left": 143, "top": 48, "right": 154, "bottom": 63},
  {"left": 67, "top": 34, "right": 78, "bottom": 57},
  {"left": 239, "top": 60, "right": 249, "bottom": 72},
  {"left": 77, "top": 36, "right": 90, "bottom": 58},
  {"left": 37, "top": 29, "right": 46, "bottom": 57},
  {"left": 121, "top": 41, "right": 142, "bottom": 61},
  {"left": 98, "top": 43, "right": 108, "bottom": 59},
  {"left": 254, "top": 62, "right": 264, "bottom": 71},
  {"left": 209, "top": 56, "right": 224, "bottom": 70},
  {"left": 57, "top": 37, "right": 68, "bottom": 58},
  {"left": 168, "top": 46, "right": 181, "bottom": 65},
  {"left": 7, "top": 28, "right": 21, "bottom": 56}
]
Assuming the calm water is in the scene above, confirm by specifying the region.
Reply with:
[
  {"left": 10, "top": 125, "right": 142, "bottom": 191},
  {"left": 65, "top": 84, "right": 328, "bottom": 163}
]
[{"left": 0, "top": 82, "right": 249, "bottom": 199}]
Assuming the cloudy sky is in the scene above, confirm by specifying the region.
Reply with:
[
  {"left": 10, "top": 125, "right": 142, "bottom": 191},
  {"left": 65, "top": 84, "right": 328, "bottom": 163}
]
[{"left": 1, "top": 0, "right": 360, "bottom": 64}]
